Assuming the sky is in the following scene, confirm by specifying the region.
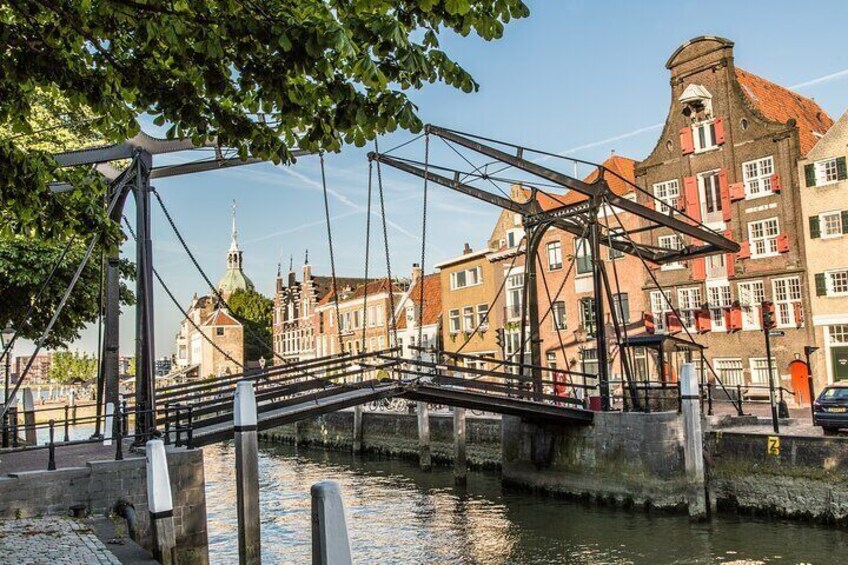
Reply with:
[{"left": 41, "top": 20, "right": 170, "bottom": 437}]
[{"left": 19, "top": 0, "right": 848, "bottom": 359}]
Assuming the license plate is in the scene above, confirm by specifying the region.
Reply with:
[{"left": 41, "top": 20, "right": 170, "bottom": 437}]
[{"left": 829, "top": 407, "right": 847, "bottom": 413}]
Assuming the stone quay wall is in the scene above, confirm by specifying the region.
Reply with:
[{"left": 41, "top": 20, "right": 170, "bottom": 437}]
[
  {"left": 0, "top": 447, "right": 209, "bottom": 564},
  {"left": 259, "top": 410, "right": 502, "bottom": 469},
  {"left": 501, "top": 412, "right": 690, "bottom": 511},
  {"left": 706, "top": 430, "right": 848, "bottom": 524}
]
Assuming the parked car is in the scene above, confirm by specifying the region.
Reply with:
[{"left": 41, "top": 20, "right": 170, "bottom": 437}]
[{"left": 813, "top": 383, "right": 848, "bottom": 435}]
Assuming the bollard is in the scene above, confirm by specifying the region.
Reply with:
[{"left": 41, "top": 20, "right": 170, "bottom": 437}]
[
  {"left": 22, "top": 388, "right": 36, "bottom": 445},
  {"left": 736, "top": 384, "right": 744, "bottom": 416},
  {"left": 680, "top": 363, "right": 707, "bottom": 520},
  {"left": 707, "top": 383, "right": 714, "bottom": 416},
  {"left": 352, "top": 404, "right": 363, "bottom": 454},
  {"left": 311, "top": 481, "right": 353, "bottom": 565},
  {"left": 63, "top": 405, "right": 70, "bottom": 442},
  {"left": 163, "top": 404, "right": 171, "bottom": 445},
  {"left": 146, "top": 439, "right": 176, "bottom": 565},
  {"left": 234, "top": 381, "right": 261, "bottom": 565},
  {"left": 174, "top": 405, "right": 183, "bottom": 447},
  {"left": 48, "top": 420, "right": 56, "bottom": 471},
  {"left": 115, "top": 403, "right": 124, "bottom": 461},
  {"left": 417, "top": 401, "right": 431, "bottom": 471},
  {"left": 453, "top": 407, "right": 467, "bottom": 486},
  {"left": 103, "top": 403, "right": 114, "bottom": 447}
]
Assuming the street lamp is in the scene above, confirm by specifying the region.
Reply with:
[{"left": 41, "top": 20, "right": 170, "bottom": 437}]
[
  {"left": 804, "top": 345, "right": 820, "bottom": 422},
  {"left": 1, "top": 322, "right": 15, "bottom": 448}
]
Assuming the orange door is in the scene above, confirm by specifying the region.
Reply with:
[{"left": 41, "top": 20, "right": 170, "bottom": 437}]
[{"left": 788, "top": 359, "right": 810, "bottom": 405}]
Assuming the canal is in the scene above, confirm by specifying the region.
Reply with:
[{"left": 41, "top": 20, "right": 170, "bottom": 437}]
[{"left": 203, "top": 442, "right": 848, "bottom": 564}]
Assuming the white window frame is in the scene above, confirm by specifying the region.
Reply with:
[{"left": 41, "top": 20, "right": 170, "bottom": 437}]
[
  {"left": 772, "top": 276, "right": 802, "bottom": 328},
  {"left": 706, "top": 282, "right": 731, "bottom": 331},
  {"left": 714, "top": 358, "right": 744, "bottom": 387},
  {"left": 693, "top": 119, "right": 717, "bottom": 153},
  {"left": 476, "top": 304, "right": 490, "bottom": 330},
  {"left": 506, "top": 228, "right": 524, "bottom": 249},
  {"left": 749, "top": 357, "right": 777, "bottom": 386},
  {"left": 650, "top": 290, "right": 672, "bottom": 333},
  {"left": 658, "top": 234, "right": 684, "bottom": 270},
  {"left": 829, "top": 324, "right": 848, "bottom": 345},
  {"left": 653, "top": 179, "right": 680, "bottom": 215},
  {"left": 820, "top": 211, "right": 843, "bottom": 239},
  {"left": 462, "top": 305, "right": 476, "bottom": 332},
  {"left": 748, "top": 217, "right": 780, "bottom": 258},
  {"left": 742, "top": 155, "right": 775, "bottom": 200},
  {"left": 698, "top": 170, "right": 723, "bottom": 222},
  {"left": 574, "top": 238, "right": 592, "bottom": 276},
  {"left": 738, "top": 280, "right": 765, "bottom": 331},
  {"left": 825, "top": 270, "right": 848, "bottom": 297},
  {"left": 547, "top": 240, "right": 563, "bottom": 271},
  {"left": 677, "top": 286, "right": 702, "bottom": 331},
  {"left": 552, "top": 301, "right": 567, "bottom": 330},
  {"left": 815, "top": 157, "right": 840, "bottom": 186},
  {"left": 448, "top": 309, "right": 460, "bottom": 334}
]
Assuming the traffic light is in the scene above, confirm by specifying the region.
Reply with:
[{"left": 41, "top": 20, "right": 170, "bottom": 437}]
[
  {"left": 761, "top": 300, "right": 776, "bottom": 330},
  {"left": 495, "top": 328, "right": 505, "bottom": 350}
]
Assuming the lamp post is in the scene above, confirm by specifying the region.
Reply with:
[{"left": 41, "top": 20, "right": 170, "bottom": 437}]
[
  {"left": 805, "top": 345, "right": 820, "bottom": 422},
  {"left": 1, "top": 322, "right": 15, "bottom": 448}
]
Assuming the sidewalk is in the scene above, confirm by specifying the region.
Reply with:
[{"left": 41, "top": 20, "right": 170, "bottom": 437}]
[{"left": 0, "top": 517, "right": 121, "bottom": 565}]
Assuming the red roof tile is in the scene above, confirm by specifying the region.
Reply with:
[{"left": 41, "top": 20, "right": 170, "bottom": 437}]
[
  {"left": 735, "top": 68, "right": 833, "bottom": 155},
  {"left": 397, "top": 274, "right": 441, "bottom": 329},
  {"left": 519, "top": 154, "right": 637, "bottom": 209},
  {"left": 317, "top": 278, "right": 403, "bottom": 307},
  {"left": 203, "top": 308, "right": 241, "bottom": 327}
]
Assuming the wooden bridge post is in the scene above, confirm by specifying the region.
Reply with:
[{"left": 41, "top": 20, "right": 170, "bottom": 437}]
[
  {"left": 352, "top": 405, "right": 363, "bottom": 454},
  {"left": 311, "top": 481, "right": 353, "bottom": 565},
  {"left": 680, "top": 363, "right": 707, "bottom": 520},
  {"left": 453, "top": 407, "right": 467, "bottom": 485},
  {"left": 234, "top": 380, "right": 261, "bottom": 564},
  {"left": 145, "top": 438, "right": 176, "bottom": 565},
  {"left": 417, "top": 401, "right": 431, "bottom": 471}
]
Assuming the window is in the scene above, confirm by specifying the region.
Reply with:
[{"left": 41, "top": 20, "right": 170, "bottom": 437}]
[
  {"left": 450, "top": 266, "right": 482, "bottom": 290},
  {"left": 714, "top": 358, "right": 744, "bottom": 387},
  {"left": 613, "top": 293, "right": 630, "bottom": 324},
  {"left": 448, "top": 309, "right": 460, "bottom": 333},
  {"left": 579, "top": 297, "right": 596, "bottom": 336},
  {"left": 773, "top": 276, "right": 802, "bottom": 327},
  {"left": 546, "top": 352, "right": 557, "bottom": 370},
  {"left": 368, "top": 306, "right": 376, "bottom": 327},
  {"left": 677, "top": 287, "right": 702, "bottom": 330},
  {"left": 476, "top": 304, "right": 490, "bottom": 329},
  {"left": 216, "top": 327, "right": 225, "bottom": 336},
  {"left": 608, "top": 228, "right": 625, "bottom": 260},
  {"left": 650, "top": 290, "right": 672, "bottom": 333},
  {"left": 705, "top": 253, "right": 726, "bottom": 280},
  {"left": 462, "top": 306, "right": 475, "bottom": 332},
  {"left": 580, "top": 348, "right": 599, "bottom": 376},
  {"left": 707, "top": 283, "right": 731, "bottom": 331},
  {"left": 821, "top": 212, "right": 843, "bottom": 238},
  {"left": 742, "top": 156, "right": 775, "bottom": 199},
  {"left": 552, "top": 301, "right": 567, "bottom": 330},
  {"left": 506, "top": 228, "right": 524, "bottom": 249},
  {"left": 376, "top": 305, "right": 384, "bottom": 326},
  {"left": 818, "top": 158, "right": 840, "bottom": 185},
  {"left": 826, "top": 270, "right": 848, "bottom": 296},
  {"left": 547, "top": 241, "right": 563, "bottom": 270},
  {"left": 505, "top": 273, "right": 524, "bottom": 321},
  {"left": 632, "top": 347, "right": 649, "bottom": 381},
  {"left": 658, "top": 235, "right": 684, "bottom": 270},
  {"left": 738, "top": 280, "right": 765, "bottom": 330},
  {"left": 575, "top": 238, "right": 592, "bottom": 275},
  {"left": 829, "top": 325, "right": 848, "bottom": 345},
  {"left": 693, "top": 120, "right": 717, "bottom": 152},
  {"left": 699, "top": 171, "right": 723, "bottom": 221},
  {"left": 748, "top": 218, "right": 780, "bottom": 258},
  {"left": 750, "top": 357, "right": 777, "bottom": 385},
  {"left": 653, "top": 180, "right": 680, "bottom": 215}
]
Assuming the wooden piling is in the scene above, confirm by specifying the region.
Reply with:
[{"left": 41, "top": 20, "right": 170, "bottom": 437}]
[
  {"left": 417, "top": 401, "right": 431, "bottom": 471},
  {"left": 145, "top": 439, "right": 176, "bottom": 565},
  {"left": 453, "top": 407, "right": 467, "bottom": 485},
  {"left": 311, "top": 481, "right": 353, "bottom": 565},
  {"left": 352, "top": 405, "right": 363, "bottom": 454},
  {"left": 234, "top": 380, "right": 261, "bottom": 564},
  {"left": 680, "top": 363, "right": 707, "bottom": 520}
]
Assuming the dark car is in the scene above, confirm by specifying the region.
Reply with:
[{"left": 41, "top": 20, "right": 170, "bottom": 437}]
[{"left": 813, "top": 383, "right": 848, "bottom": 435}]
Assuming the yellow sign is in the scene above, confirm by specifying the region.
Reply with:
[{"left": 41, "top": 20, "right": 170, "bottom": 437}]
[{"left": 767, "top": 435, "right": 780, "bottom": 456}]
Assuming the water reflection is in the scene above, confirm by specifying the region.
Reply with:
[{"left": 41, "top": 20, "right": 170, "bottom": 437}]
[{"left": 203, "top": 443, "right": 848, "bottom": 564}]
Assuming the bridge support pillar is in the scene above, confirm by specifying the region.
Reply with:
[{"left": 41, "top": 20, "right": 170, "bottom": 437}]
[
  {"left": 453, "top": 407, "right": 467, "bottom": 485},
  {"left": 417, "top": 401, "right": 431, "bottom": 471},
  {"left": 352, "top": 405, "right": 363, "bottom": 454},
  {"left": 234, "top": 380, "right": 261, "bottom": 564},
  {"left": 681, "top": 363, "right": 707, "bottom": 520},
  {"left": 145, "top": 439, "right": 176, "bottom": 565}
]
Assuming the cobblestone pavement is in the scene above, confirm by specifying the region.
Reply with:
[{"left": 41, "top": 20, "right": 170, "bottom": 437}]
[{"left": 0, "top": 517, "right": 122, "bottom": 564}]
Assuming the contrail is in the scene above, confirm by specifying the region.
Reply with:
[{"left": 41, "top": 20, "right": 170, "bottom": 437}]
[{"left": 790, "top": 68, "right": 848, "bottom": 90}]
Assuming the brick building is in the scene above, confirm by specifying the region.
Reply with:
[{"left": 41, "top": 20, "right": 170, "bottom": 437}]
[
  {"left": 635, "top": 36, "right": 833, "bottom": 391},
  {"left": 14, "top": 354, "right": 51, "bottom": 383},
  {"left": 395, "top": 267, "right": 442, "bottom": 363},
  {"left": 798, "top": 110, "right": 848, "bottom": 384}
]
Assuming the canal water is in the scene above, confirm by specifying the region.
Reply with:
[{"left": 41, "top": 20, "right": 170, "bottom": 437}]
[{"left": 203, "top": 442, "right": 848, "bottom": 564}]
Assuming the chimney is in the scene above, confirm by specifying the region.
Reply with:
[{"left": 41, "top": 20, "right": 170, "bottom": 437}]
[
  {"left": 463, "top": 243, "right": 472, "bottom": 255},
  {"left": 411, "top": 263, "right": 422, "bottom": 286}
]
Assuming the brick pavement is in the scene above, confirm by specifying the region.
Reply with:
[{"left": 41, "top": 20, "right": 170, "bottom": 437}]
[{"left": 0, "top": 517, "right": 121, "bottom": 564}]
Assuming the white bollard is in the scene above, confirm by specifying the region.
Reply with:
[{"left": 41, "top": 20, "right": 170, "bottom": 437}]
[
  {"left": 680, "top": 363, "right": 707, "bottom": 520},
  {"left": 146, "top": 439, "right": 176, "bottom": 565},
  {"left": 234, "top": 380, "right": 261, "bottom": 564},
  {"left": 103, "top": 402, "right": 114, "bottom": 446},
  {"left": 311, "top": 481, "right": 353, "bottom": 565},
  {"left": 22, "top": 388, "right": 36, "bottom": 445}
]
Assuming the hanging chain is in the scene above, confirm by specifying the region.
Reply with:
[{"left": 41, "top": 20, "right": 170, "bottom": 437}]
[
  {"left": 416, "top": 133, "right": 430, "bottom": 359},
  {"left": 374, "top": 140, "right": 399, "bottom": 354},
  {"left": 360, "top": 161, "right": 373, "bottom": 377},
  {"left": 320, "top": 153, "right": 345, "bottom": 356}
]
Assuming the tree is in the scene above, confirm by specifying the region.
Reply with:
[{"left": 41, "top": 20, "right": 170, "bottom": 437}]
[
  {"left": 1, "top": 0, "right": 529, "bottom": 234},
  {"left": 47, "top": 350, "right": 98, "bottom": 384},
  {"left": 227, "top": 288, "right": 274, "bottom": 363}
]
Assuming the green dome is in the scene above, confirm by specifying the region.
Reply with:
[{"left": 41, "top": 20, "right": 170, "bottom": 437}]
[{"left": 218, "top": 268, "right": 254, "bottom": 294}]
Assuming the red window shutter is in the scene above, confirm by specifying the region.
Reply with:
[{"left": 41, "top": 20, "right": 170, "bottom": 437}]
[
  {"left": 719, "top": 170, "right": 732, "bottom": 221},
  {"left": 714, "top": 117, "right": 726, "bottom": 145},
  {"left": 692, "top": 257, "right": 706, "bottom": 281},
  {"left": 736, "top": 241, "right": 750, "bottom": 261},
  {"left": 770, "top": 173, "right": 781, "bottom": 193},
  {"left": 777, "top": 234, "right": 790, "bottom": 253},
  {"left": 676, "top": 194, "right": 686, "bottom": 212},
  {"left": 667, "top": 312, "right": 682, "bottom": 333},
  {"left": 683, "top": 176, "right": 700, "bottom": 222},
  {"left": 696, "top": 308, "right": 712, "bottom": 333},
  {"left": 794, "top": 303, "right": 804, "bottom": 327},
  {"left": 644, "top": 312, "right": 655, "bottom": 335},
  {"left": 727, "top": 305, "right": 743, "bottom": 331},
  {"left": 726, "top": 252, "right": 736, "bottom": 277},
  {"left": 729, "top": 182, "right": 745, "bottom": 202},
  {"left": 680, "top": 126, "right": 695, "bottom": 155}
]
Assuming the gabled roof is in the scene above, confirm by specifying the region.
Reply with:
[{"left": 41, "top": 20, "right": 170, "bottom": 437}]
[
  {"left": 735, "top": 68, "right": 833, "bottom": 155},
  {"left": 202, "top": 308, "right": 241, "bottom": 327},
  {"left": 397, "top": 274, "right": 441, "bottom": 329},
  {"left": 518, "top": 154, "right": 637, "bottom": 209},
  {"left": 317, "top": 278, "right": 404, "bottom": 307}
]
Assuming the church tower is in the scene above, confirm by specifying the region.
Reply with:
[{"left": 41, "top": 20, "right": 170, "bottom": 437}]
[{"left": 217, "top": 200, "right": 255, "bottom": 299}]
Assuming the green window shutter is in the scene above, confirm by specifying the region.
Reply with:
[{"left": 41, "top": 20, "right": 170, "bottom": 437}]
[
  {"left": 837, "top": 156, "right": 848, "bottom": 180},
  {"left": 842, "top": 210, "right": 848, "bottom": 234},
  {"left": 805, "top": 163, "right": 817, "bottom": 187},
  {"left": 816, "top": 273, "right": 828, "bottom": 296},
  {"left": 810, "top": 216, "right": 821, "bottom": 239}
]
